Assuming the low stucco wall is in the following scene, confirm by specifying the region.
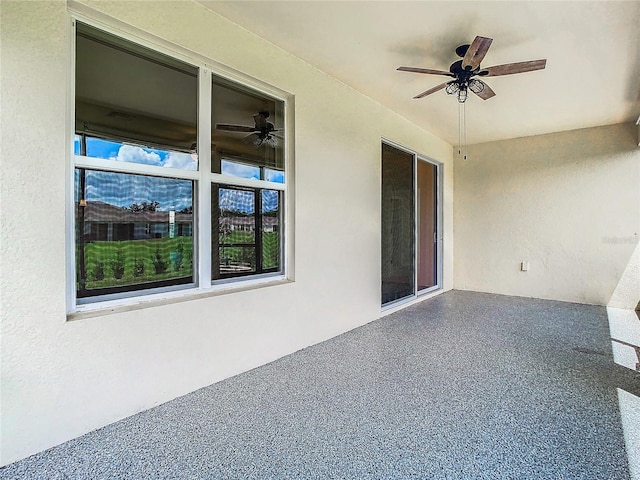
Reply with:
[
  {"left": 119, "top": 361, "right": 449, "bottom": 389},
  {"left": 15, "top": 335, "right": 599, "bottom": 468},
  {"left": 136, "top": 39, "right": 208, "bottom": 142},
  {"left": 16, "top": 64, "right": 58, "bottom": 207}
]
[{"left": 0, "top": 0, "right": 454, "bottom": 465}]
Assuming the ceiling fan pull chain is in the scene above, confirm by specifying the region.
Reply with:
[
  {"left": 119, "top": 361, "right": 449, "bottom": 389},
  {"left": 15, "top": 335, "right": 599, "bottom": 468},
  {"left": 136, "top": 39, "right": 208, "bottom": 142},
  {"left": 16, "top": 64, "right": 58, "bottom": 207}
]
[
  {"left": 463, "top": 101, "right": 468, "bottom": 161},
  {"left": 458, "top": 101, "right": 462, "bottom": 156}
]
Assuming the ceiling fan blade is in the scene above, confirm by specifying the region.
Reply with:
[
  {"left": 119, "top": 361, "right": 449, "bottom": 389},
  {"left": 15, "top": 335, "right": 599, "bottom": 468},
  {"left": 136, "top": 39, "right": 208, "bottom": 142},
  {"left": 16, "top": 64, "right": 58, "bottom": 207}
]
[
  {"left": 216, "top": 124, "right": 255, "bottom": 133},
  {"left": 397, "top": 66, "right": 453, "bottom": 77},
  {"left": 462, "top": 36, "right": 493, "bottom": 70},
  {"left": 480, "top": 59, "right": 546, "bottom": 77},
  {"left": 413, "top": 82, "right": 448, "bottom": 99},
  {"left": 473, "top": 80, "right": 496, "bottom": 100},
  {"left": 242, "top": 133, "right": 261, "bottom": 144}
]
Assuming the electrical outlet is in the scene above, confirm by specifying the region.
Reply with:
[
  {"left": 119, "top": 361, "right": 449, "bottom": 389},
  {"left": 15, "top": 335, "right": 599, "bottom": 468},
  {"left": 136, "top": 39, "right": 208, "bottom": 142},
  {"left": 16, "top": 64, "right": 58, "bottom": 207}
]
[{"left": 521, "top": 261, "right": 530, "bottom": 272}]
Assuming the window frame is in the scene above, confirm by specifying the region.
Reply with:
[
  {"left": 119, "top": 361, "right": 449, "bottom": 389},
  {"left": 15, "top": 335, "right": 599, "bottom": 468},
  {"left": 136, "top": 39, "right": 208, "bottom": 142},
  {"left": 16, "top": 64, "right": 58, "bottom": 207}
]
[
  {"left": 66, "top": 12, "right": 294, "bottom": 314},
  {"left": 213, "top": 184, "right": 283, "bottom": 281}
]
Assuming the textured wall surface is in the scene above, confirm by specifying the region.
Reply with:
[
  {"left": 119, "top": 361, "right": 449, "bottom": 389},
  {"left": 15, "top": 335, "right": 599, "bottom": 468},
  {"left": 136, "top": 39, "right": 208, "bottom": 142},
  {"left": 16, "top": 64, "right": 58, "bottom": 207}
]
[
  {"left": 0, "top": 0, "right": 453, "bottom": 465},
  {"left": 454, "top": 123, "right": 640, "bottom": 305}
]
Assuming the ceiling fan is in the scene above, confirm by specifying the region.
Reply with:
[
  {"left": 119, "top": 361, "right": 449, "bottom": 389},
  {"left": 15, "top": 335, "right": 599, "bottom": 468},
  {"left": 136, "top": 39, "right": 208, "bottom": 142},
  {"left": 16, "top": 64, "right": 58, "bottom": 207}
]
[
  {"left": 216, "top": 111, "right": 282, "bottom": 148},
  {"left": 397, "top": 35, "right": 546, "bottom": 102}
]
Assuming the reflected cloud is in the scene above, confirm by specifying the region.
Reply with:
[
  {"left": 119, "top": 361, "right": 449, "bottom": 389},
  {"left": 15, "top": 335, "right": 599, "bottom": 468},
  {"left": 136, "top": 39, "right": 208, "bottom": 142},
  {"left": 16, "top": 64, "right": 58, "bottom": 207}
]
[
  {"left": 221, "top": 160, "right": 260, "bottom": 180},
  {"left": 164, "top": 151, "right": 197, "bottom": 170},
  {"left": 80, "top": 136, "right": 198, "bottom": 171},
  {"left": 113, "top": 145, "right": 162, "bottom": 167}
]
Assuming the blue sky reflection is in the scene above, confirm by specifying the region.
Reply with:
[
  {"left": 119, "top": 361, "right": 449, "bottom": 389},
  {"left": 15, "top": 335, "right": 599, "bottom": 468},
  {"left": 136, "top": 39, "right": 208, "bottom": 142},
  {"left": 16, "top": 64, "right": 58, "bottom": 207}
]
[{"left": 77, "top": 136, "right": 198, "bottom": 171}]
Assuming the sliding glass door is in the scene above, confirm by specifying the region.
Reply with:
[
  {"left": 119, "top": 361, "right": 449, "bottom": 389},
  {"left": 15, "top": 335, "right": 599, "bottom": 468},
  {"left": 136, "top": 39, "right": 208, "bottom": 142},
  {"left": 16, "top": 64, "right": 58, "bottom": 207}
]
[
  {"left": 381, "top": 142, "right": 441, "bottom": 306},
  {"left": 381, "top": 144, "right": 415, "bottom": 304},
  {"left": 417, "top": 160, "right": 438, "bottom": 292}
]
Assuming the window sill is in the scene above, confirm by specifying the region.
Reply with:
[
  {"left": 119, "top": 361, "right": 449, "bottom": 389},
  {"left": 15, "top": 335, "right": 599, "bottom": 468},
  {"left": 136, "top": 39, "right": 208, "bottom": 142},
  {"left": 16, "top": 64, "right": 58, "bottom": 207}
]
[{"left": 67, "top": 276, "right": 291, "bottom": 321}]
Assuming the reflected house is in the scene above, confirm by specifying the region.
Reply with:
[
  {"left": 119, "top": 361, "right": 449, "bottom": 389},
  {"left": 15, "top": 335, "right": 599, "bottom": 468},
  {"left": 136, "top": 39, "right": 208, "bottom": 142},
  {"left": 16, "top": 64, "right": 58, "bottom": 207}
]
[
  {"left": 81, "top": 201, "right": 193, "bottom": 241},
  {"left": 219, "top": 215, "right": 279, "bottom": 233}
]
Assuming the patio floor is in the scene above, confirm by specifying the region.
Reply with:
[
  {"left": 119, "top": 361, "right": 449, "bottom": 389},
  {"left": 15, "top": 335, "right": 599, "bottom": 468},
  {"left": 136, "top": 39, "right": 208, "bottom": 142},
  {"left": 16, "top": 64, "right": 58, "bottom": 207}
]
[{"left": 2, "top": 290, "right": 638, "bottom": 479}]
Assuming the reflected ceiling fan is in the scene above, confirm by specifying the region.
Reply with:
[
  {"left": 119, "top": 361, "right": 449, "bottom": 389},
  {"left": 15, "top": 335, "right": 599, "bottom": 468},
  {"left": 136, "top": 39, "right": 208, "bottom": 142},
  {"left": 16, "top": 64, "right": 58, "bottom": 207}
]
[
  {"left": 216, "top": 111, "right": 282, "bottom": 148},
  {"left": 397, "top": 35, "right": 546, "bottom": 102}
]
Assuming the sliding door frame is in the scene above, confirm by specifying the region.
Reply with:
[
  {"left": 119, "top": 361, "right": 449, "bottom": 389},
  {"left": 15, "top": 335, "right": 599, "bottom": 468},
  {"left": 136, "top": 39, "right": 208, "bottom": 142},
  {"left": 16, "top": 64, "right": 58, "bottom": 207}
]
[
  {"left": 381, "top": 139, "right": 443, "bottom": 309},
  {"left": 416, "top": 153, "right": 443, "bottom": 296}
]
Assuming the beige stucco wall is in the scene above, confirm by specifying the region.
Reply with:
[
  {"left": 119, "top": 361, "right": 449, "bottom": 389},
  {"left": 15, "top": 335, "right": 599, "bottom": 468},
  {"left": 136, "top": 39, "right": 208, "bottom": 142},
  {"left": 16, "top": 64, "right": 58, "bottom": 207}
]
[
  {"left": 454, "top": 123, "right": 640, "bottom": 306},
  {"left": 0, "top": 0, "right": 454, "bottom": 465}
]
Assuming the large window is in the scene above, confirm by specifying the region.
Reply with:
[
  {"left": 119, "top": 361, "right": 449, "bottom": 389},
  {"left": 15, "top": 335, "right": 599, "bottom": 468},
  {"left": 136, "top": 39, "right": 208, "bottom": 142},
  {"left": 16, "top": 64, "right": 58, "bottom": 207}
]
[
  {"left": 210, "top": 75, "right": 285, "bottom": 280},
  {"left": 72, "top": 22, "right": 288, "bottom": 307}
]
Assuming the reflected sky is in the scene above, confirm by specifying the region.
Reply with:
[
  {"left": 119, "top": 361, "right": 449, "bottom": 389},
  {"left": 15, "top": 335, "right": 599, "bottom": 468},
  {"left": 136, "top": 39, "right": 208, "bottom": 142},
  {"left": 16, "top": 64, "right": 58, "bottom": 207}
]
[
  {"left": 75, "top": 136, "right": 197, "bottom": 171},
  {"left": 221, "top": 159, "right": 284, "bottom": 184},
  {"left": 221, "top": 160, "right": 260, "bottom": 180}
]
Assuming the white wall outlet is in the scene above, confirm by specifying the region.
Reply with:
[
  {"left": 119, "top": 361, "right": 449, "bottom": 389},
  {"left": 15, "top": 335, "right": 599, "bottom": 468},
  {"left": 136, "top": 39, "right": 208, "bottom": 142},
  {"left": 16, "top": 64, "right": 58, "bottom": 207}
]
[{"left": 521, "top": 261, "right": 530, "bottom": 271}]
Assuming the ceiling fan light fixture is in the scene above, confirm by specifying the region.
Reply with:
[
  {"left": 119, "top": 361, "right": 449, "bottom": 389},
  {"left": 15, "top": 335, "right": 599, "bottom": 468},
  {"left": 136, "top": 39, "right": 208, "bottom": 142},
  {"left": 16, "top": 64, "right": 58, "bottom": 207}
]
[
  {"left": 457, "top": 86, "right": 468, "bottom": 103},
  {"left": 445, "top": 82, "right": 460, "bottom": 95},
  {"left": 263, "top": 136, "right": 278, "bottom": 148},
  {"left": 468, "top": 79, "right": 485, "bottom": 94}
]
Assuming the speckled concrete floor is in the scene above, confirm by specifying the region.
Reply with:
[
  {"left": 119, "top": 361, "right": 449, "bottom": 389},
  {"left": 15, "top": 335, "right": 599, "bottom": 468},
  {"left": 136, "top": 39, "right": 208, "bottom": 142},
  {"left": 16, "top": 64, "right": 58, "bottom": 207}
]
[{"left": 2, "top": 290, "right": 639, "bottom": 479}]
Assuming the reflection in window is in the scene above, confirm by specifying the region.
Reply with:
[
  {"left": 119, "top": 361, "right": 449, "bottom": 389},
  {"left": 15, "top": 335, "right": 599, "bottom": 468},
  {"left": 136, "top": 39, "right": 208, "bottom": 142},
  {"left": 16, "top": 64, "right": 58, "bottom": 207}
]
[
  {"left": 220, "top": 159, "right": 285, "bottom": 184},
  {"left": 72, "top": 21, "right": 288, "bottom": 306},
  {"left": 74, "top": 134, "right": 82, "bottom": 155},
  {"left": 264, "top": 168, "right": 285, "bottom": 184},
  {"left": 214, "top": 186, "right": 280, "bottom": 279},
  {"left": 262, "top": 190, "right": 280, "bottom": 269},
  {"left": 221, "top": 159, "right": 260, "bottom": 180},
  {"left": 211, "top": 76, "right": 285, "bottom": 176},
  {"left": 75, "top": 22, "right": 198, "bottom": 170},
  {"left": 75, "top": 135, "right": 198, "bottom": 171},
  {"left": 218, "top": 187, "right": 256, "bottom": 275},
  {"left": 75, "top": 169, "right": 194, "bottom": 298}
]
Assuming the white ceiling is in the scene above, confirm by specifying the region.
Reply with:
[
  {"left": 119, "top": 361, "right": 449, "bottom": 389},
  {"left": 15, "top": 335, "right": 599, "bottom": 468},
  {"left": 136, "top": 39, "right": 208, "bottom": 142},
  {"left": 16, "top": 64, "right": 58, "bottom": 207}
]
[{"left": 199, "top": 0, "right": 640, "bottom": 145}]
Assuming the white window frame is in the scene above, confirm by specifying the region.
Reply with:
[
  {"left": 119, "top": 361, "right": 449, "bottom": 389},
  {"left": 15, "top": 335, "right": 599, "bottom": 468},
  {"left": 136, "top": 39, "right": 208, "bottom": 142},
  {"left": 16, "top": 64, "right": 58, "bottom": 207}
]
[{"left": 66, "top": 10, "right": 294, "bottom": 315}]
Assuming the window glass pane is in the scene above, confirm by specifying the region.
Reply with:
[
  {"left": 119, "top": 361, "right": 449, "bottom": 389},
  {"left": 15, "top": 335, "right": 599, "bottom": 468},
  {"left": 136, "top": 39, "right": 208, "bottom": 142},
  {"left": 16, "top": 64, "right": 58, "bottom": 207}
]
[
  {"left": 417, "top": 160, "right": 438, "bottom": 291},
  {"left": 74, "top": 134, "right": 82, "bottom": 155},
  {"left": 81, "top": 136, "right": 198, "bottom": 170},
  {"left": 381, "top": 143, "right": 415, "bottom": 305},
  {"left": 211, "top": 75, "right": 284, "bottom": 177},
  {"left": 75, "top": 169, "right": 194, "bottom": 298},
  {"left": 264, "top": 168, "right": 285, "bottom": 184},
  {"left": 262, "top": 190, "right": 280, "bottom": 270},
  {"left": 217, "top": 187, "right": 256, "bottom": 276},
  {"left": 75, "top": 23, "right": 198, "bottom": 169},
  {"left": 221, "top": 159, "right": 260, "bottom": 180}
]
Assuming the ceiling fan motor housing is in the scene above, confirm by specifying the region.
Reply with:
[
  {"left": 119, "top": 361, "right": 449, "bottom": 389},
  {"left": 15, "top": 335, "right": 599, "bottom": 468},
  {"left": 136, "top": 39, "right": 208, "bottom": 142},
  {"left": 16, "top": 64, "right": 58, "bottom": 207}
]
[
  {"left": 449, "top": 60, "right": 480, "bottom": 81},
  {"left": 455, "top": 44, "right": 470, "bottom": 58}
]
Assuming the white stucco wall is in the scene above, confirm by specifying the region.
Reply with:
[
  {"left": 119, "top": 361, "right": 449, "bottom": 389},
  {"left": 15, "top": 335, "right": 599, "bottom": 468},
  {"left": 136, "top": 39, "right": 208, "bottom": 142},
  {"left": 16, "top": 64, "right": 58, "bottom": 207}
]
[
  {"left": 0, "top": 0, "right": 454, "bottom": 465},
  {"left": 454, "top": 123, "right": 640, "bottom": 306}
]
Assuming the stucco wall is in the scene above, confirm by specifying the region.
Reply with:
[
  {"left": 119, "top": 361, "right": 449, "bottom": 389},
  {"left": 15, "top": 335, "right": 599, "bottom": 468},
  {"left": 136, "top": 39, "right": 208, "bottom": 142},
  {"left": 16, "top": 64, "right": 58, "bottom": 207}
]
[
  {"left": 454, "top": 123, "right": 640, "bottom": 306},
  {"left": 0, "top": 0, "right": 454, "bottom": 465}
]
